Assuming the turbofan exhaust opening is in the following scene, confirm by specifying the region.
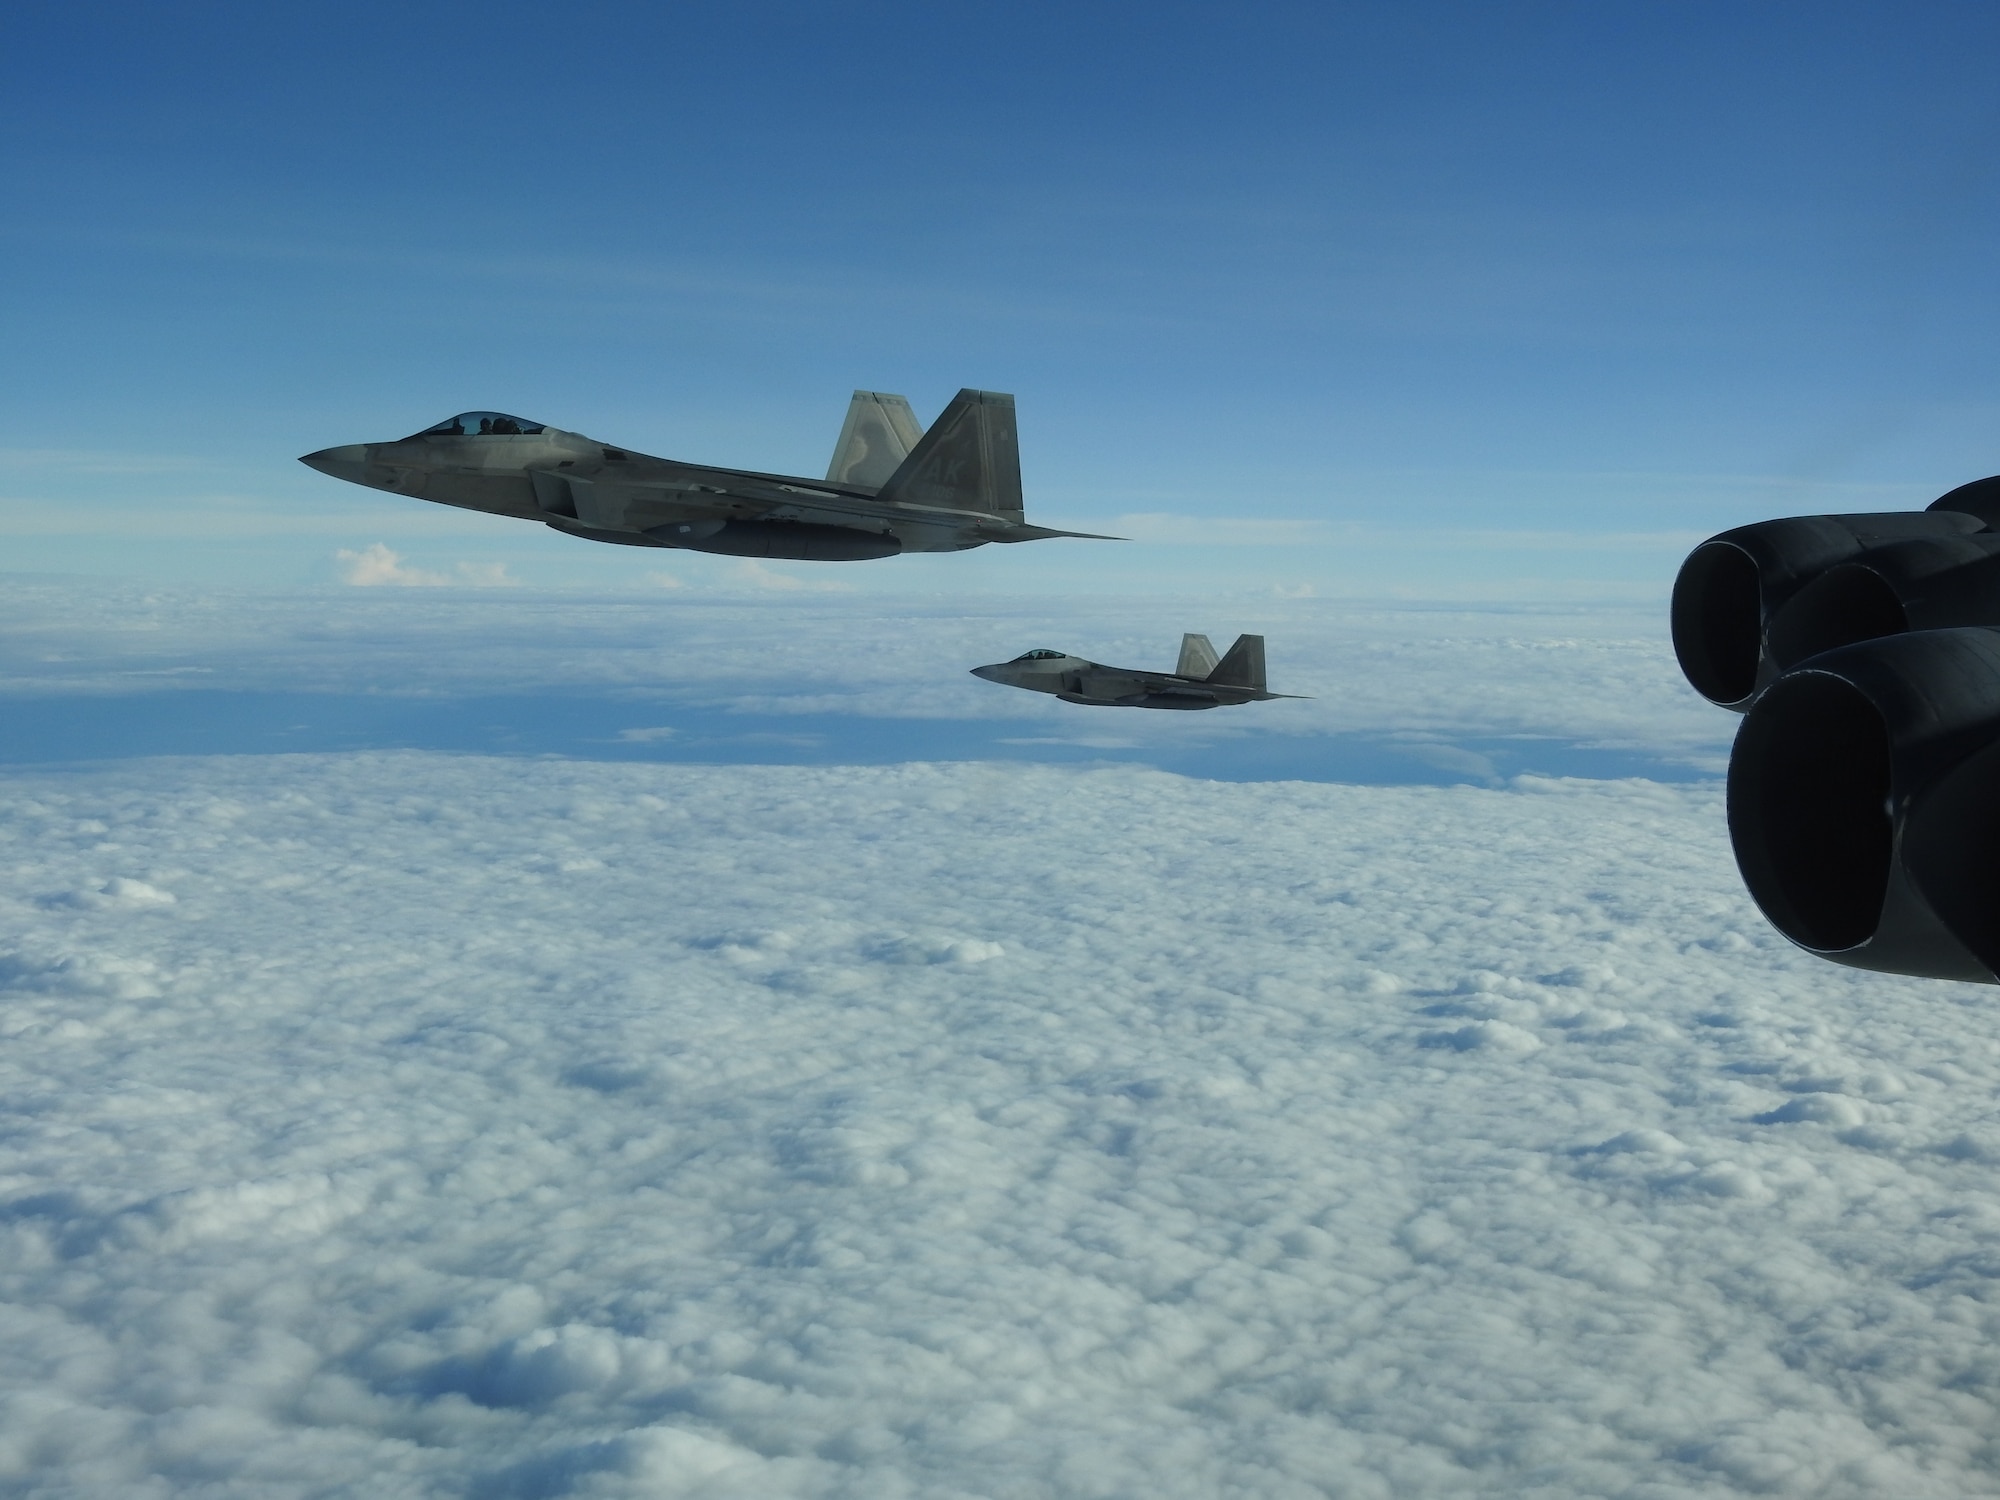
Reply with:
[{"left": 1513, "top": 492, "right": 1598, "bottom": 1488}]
[
  {"left": 1766, "top": 563, "right": 1907, "bottom": 671},
  {"left": 1728, "top": 672, "right": 1892, "bottom": 953},
  {"left": 1671, "top": 542, "right": 1761, "bottom": 705}
]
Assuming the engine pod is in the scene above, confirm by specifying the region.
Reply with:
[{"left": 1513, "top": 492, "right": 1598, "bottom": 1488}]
[
  {"left": 1672, "top": 539, "right": 1764, "bottom": 707},
  {"left": 1927, "top": 475, "right": 2000, "bottom": 528},
  {"left": 1763, "top": 535, "right": 2000, "bottom": 677},
  {"left": 1672, "top": 509, "right": 1988, "bottom": 710},
  {"left": 1727, "top": 626, "right": 2000, "bottom": 982}
]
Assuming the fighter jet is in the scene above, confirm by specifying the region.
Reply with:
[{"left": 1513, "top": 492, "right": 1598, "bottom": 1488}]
[
  {"left": 300, "top": 389, "right": 1115, "bottom": 561},
  {"left": 972, "top": 633, "right": 1302, "bottom": 709}
]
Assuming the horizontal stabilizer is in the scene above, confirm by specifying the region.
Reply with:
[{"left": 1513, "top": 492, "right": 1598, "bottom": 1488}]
[
  {"left": 984, "top": 522, "right": 1125, "bottom": 543},
  {"left": 878, "top": 389, "right": 1023, "bottom": 520},
  {"left": 1206, "top": 634, "right": 1266, "bottom": 691},
  {"left": 826, "top": 391, "right": 924, "bottom": 489},
  {"left": 1177, "top": 633, "right": 1220, "bottom": 679}
]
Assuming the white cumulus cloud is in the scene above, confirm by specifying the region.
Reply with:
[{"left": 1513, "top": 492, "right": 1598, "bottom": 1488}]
[
  {"left": 0, "top": 754, "right": 1996, "bottom": 1494},
  {"left": 335, "top": 543, "right": 514, "bottom": 587}
]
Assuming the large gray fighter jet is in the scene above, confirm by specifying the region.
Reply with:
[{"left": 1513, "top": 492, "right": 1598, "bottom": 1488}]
[
  {"left": 300, "top": 389, "right": 1114, "bottom": 561},
  {"left": 972, "top": 634, "right": 1301, "bottom": 709}
]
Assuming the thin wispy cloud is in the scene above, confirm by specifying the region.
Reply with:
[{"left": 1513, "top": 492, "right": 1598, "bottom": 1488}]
[
  {"left": 0, "top": 447, "right": 207, "bottom": 476},
  {"left": 1110, "top": 513, "right": 1335, "bottom": 545},
  {"left": 1108, "top": 512, "right": 1708, "bottom": 552}
]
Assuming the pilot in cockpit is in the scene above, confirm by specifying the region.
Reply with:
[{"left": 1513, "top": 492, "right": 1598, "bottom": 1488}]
[{"left": 408, "top": 413, "right": 546, "bottom": 440}]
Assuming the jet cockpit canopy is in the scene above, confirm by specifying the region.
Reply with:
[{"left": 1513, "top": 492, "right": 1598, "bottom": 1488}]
[
  {"left": 1012, "top": 649, "right": 1068, "bottom": 661},
  {"left": 408, "top": 412, "right": 546, "bottom": 439}
]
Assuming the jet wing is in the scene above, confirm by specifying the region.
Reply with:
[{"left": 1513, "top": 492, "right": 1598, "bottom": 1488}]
[
  {"left": 527, "top": 449, "right": 1125, "bottom": 547},
  {"left": 530, "top": 467, "right": 861, "bottom": 530},
  {"left": 611, "top": 466, "right": 1123, "bottom": 538},
  {"left": 1134, "top": 671, "right": 1312, "bottom": 702},
  {"left": 1122, "top": 673, "right": 1227, "bottom": 701}
]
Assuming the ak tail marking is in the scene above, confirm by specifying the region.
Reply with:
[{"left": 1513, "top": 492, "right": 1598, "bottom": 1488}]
[{"left": 877, "top": 389, "right": 1023, "bottom": 521}]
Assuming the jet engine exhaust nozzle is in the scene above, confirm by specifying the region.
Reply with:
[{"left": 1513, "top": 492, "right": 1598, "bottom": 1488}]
[
  {"left": 1727, "top": 669, "right": 1894, "bottom": 956},
  {"left": 1671, "top": 540, "right": 1762, "bottom": 707},
  {"left": 1725, "top": 627, "right": 2000, "bottom": 983}
]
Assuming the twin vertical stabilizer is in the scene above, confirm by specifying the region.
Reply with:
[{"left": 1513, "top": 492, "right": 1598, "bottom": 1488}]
[
  {"left": 826, "top": 391, "right": 925, "bottom": 489},
  {"left": 830, "top": 387, "right": 1040, "bottom": 527},
  {"left": 875, "top": 389, "right": 1024, "bottom": 521},
  {"left": 1206, "top": 635, "right": 1267, "bottom": 691},
  {"left": 1170, "top": 632, "right": 1268, "bottom": 688},
  {"left": 1177, "top": 633, "right": 1221, "bottom": 678}
]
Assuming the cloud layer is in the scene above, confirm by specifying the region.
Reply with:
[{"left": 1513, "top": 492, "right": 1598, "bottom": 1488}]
[
  {"left": 0, "top": 580, "right": 1727, "bottom": 768},
  {"left": 3, "top": 754, "right": 1996, "bottom": 1495}
]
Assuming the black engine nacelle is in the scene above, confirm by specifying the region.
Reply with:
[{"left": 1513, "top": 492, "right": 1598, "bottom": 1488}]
[
  {"left": 1677, "top": 476, "right": 2000, "bottom": 981},
  {"left": 1671, "top": 475, "right": 2000, "bottom": 710},
  {"left": 1728, "top": 627, "right": 2000, "bottom": 983}
]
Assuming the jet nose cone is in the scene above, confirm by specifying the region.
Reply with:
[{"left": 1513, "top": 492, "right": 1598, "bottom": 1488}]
[
  {"left": 300, "top": 444, "right": 370, "bottom": 483},
  {"left": 970, "top": 664, "right": 1004, "bottom": 682}
]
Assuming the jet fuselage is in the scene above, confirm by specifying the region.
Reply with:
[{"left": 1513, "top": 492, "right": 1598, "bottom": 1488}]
[
  {"left": 300, "top": 392, "right": 1109, "bottom": 562},
  {"left": 972, "top": 637, "right": 1298, "bottom": 710}
]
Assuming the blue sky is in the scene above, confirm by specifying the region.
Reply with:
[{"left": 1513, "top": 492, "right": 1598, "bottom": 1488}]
[{"left": 5, "top": 1, "right": 2000, "bottom": 589}]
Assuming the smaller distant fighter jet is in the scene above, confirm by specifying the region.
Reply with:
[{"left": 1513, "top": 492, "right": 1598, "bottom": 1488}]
[{"left": 972, "top": 634, "right": 1303, "bottom": 710}]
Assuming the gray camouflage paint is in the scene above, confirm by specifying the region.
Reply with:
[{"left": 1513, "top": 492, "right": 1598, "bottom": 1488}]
[
  {"left": 301, "top": 390, "right": 1116, "bottom": 561},
  {"left": 972, "top": 634, "right": 1304, "bottom": 710}
]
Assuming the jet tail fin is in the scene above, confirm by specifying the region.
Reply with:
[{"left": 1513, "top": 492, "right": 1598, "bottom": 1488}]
[
  {"left": 1206, "top": 634, "right": 1267, "bottom": 691},
  {"left": 827, "top": 391, "right": 924, "bottom": 489},
  {"left": 1177, "top": 633, "right": 1220, "bottom": 679},
  {"left": 877, "top": 389, "right": 1023, "bottom": 520}
]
